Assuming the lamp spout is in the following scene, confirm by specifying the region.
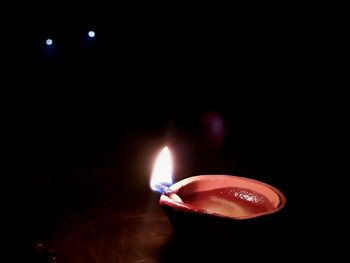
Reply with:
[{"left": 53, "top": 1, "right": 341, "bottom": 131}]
[{"left": 155, "top": 183, "right": 183, "bottom": 203}]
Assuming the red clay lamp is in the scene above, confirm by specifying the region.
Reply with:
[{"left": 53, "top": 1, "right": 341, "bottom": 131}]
[{"left": 150, "top": 146, "right": 287, "bottom": 235}]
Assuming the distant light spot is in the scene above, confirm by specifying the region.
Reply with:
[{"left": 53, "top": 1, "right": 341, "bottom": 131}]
[
  {"left": 201, "top": 112, "right": 226, "bottom": 149},
  {"left": 88, "top": 31, "right": 95, "bottom": 38},
  {"left": 46, "top": 39, "right": 53, "bottom": 46}
]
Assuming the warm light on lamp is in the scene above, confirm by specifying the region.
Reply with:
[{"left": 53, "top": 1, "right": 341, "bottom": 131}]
[
  {"left": 150, "top": 146, "right": 173, "bottom": 191},
  {"left": 149, "top": 146, "right": 285, "bottom": 229}
]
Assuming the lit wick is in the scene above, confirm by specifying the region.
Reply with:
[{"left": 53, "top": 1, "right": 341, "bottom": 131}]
[
  {"left": 151, "top": 146, "right": 183, "bottom": 203},
  {"left": 155, "top": 183, "right": 183, "bottom": 203}
]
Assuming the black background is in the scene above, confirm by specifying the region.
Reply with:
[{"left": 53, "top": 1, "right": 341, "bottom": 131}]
[{"left": 4, "top": 4, "right": 322, "bottom": 261}]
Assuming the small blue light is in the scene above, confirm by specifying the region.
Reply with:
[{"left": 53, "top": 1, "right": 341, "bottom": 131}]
[
  {"left": 46, "top": 39, "right": 53, "bottom": 46},
  {"left": 88, "top": 31, "right": 95, "bottom": 38}
]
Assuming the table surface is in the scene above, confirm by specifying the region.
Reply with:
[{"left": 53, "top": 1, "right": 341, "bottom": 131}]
[
  {"left": 52, "top": 211, "right": 172, "bottom": 263},
  {"left": 30, "top": 192, "right": 175, "bottom": 263},
  {"left": 29, "top": 191, "right": 292, "bottom": 263}
]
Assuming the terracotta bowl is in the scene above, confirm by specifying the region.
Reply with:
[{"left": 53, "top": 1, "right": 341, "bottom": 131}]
[{"left": 160, "top": 175, "right": 287, "bottom": 238}]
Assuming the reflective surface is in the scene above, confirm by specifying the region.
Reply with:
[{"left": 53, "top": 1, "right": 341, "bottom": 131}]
[{"left": 29, "top": 192, "right": 290, "bottom": 263}]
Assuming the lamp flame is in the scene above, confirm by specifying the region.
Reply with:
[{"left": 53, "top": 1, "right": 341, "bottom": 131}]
[{"left": 150, "top": 146, "right": 173, "bottom": 191}]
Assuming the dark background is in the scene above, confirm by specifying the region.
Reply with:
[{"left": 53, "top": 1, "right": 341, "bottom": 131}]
[{"left": 5, "top": 4, "right": 319, "bottom": 262}]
